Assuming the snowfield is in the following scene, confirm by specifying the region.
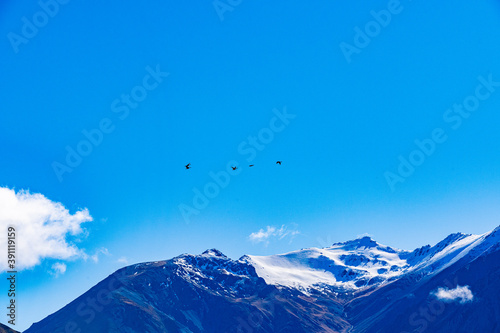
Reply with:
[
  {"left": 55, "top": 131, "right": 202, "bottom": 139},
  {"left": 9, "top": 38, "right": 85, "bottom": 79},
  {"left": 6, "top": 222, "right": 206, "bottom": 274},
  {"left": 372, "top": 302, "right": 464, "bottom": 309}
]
[{"left": 244, "top": 226, "right": 500, "bottom": 293}]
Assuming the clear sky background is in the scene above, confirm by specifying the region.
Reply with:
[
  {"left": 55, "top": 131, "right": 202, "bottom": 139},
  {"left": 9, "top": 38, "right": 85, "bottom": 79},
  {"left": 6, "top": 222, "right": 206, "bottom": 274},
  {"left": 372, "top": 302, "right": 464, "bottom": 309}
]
[{"left": 1, "top": 0, "right": 500, "bottom": 330}]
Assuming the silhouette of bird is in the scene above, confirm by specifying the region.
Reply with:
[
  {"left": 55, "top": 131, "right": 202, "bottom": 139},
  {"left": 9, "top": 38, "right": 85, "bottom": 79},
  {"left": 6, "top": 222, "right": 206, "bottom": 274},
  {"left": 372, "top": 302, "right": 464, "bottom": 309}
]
[
  {"left": 249, "top": 164, "right": 254, "bottom": 167},
  {"left": 231, "top": 166, "right": 238, "bottom": 170},
  {"left": 276, "top": 161, "right": 282, "bottom": 165},
  {"left": 185, "top": 163, "right": 191, "bottom": 170}
]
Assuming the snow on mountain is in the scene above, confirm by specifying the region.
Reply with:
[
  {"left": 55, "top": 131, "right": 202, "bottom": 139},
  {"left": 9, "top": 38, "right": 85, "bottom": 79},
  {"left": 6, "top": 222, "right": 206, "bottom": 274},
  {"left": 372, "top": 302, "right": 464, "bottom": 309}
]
[
  {"left": 244, "top": 229, "right": 500, "bottom": 293},
  {"left": 160, "top": 229, "right": 500, "bottom": 296},
  {"left": 403, "top": 226, "right": 500, "bottom": 277},
  {"left": 244, "top": 236, "right": 409, "bottom": 293}
]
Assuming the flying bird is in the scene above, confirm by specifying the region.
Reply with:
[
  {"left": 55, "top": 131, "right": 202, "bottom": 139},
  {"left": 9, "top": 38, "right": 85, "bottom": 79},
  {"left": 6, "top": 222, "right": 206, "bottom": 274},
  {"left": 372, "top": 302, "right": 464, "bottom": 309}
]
[
  {"left": 276, "top": 161, "right": 282, "bottom": 165},
  {"left": 231, "top": 166, "right": 238, "bottom": 170},
  {"left": 185, "top": 163, "right": 191, "bottom": 170},
  {"left": 249, "top": 164, "right": 254, "bottom": 167}
]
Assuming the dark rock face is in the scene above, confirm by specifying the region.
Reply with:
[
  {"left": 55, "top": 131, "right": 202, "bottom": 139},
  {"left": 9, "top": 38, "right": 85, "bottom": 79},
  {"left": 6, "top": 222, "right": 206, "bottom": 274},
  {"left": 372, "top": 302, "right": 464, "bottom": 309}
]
[
  {"left": 24, "top": 228, "right": 500, "bottom": 332},
  {"left": 25, "top": 254, "right": 348, "bottom": 333},
  {"left": 0, "top": 323, "right": 19, "bottom": 333}
]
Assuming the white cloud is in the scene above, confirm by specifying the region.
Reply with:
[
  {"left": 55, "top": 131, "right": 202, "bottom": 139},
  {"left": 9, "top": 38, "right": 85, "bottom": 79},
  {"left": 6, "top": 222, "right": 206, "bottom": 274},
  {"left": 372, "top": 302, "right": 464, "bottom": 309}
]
[
  {"left": 86, "top": 248, "right": 110, "bottom": 263},
  {"left": 249, "top": 226, "right": 276, "bottom": 242},
  {"left": 432, "top": 285, "right": 474, "bottom": 304},
  {"left": 51, "top": 262, "right": 67, "bottom": 277},
  {"left": 117, "top": 257, "right": 129, "bottom": 265},
  {"left": 0, "top": 187, "right": 93, "bottom": 272},
  {"left": 249, "top": 225, "right": 300, "bottom": 245}
]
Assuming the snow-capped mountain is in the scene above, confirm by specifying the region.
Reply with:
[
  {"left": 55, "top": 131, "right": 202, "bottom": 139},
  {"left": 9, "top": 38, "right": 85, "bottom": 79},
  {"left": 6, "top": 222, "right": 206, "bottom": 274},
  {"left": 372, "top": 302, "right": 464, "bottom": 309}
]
[
  {"left": 24, "top": 225, "right": 500, "bottom": 332},
  {"left": 244, "top": 236, "right": 408, "bottom": 292},
  {"left": 245, "top": 227, "right": 500, "bottom": 295}
]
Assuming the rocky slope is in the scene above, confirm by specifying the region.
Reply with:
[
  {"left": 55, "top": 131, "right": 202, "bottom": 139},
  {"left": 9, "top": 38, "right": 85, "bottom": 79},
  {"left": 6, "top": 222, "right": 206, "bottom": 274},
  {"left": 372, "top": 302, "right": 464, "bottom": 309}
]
[{"left": 0, "top": 323, "right": 19, "bottom": 333}]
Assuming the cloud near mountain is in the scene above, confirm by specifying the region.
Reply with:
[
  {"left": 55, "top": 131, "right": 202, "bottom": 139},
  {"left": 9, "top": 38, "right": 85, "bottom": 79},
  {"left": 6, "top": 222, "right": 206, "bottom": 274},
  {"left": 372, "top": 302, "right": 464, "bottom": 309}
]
[
  {"left": 0, "top": 187, "right": 93, "bottom": 272},
  {"left": 249, "top": 224, "right": 300, "bottom": 245},
  {"left": 432, "top": 285, "right": 474, "bottom": 304}
]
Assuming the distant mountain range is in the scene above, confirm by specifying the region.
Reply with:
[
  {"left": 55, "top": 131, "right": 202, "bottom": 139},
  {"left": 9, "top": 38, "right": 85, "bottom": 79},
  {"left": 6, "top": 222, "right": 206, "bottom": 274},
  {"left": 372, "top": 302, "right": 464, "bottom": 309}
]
[{"left": 24, "top": 225, "right": 500, "bottom": 332}]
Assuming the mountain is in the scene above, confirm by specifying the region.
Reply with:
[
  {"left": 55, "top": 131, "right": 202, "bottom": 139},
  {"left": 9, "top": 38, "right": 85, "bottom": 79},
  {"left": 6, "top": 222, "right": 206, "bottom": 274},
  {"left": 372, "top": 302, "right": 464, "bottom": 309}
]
[
  {"left": 25, "top": 226, "right": 500, "bottom": 332},
  {"left": 0, "top": 323, "right": 20, "bottom": 333},
  {"left": 243, "top": 236, "right": 408, "bottom": 292}
]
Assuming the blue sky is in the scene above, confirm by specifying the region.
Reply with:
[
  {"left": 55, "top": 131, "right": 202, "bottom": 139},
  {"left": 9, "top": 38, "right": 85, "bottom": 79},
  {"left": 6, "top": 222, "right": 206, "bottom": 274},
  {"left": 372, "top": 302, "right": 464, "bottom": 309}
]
[{"left": 1, "top": 0, "right": 500, "bottom": 330}]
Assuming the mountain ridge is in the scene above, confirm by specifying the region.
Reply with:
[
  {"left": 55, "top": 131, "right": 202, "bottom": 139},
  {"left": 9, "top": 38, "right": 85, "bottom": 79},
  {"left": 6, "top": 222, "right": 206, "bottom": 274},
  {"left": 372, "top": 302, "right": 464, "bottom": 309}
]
[{"left": 25, "top": 225, "right": 500, "bottom": 332}]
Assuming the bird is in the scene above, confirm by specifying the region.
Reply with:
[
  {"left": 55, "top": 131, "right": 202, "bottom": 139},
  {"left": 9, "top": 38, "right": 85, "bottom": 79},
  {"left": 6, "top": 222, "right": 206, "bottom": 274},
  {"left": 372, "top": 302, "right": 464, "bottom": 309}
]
[
  {"left": 249, "top": 164, "right": 254, "bottom": 167},
  {"left": 276, "top": 161, "right": 282, "bottom": 165},
  {"left": 231, "top": 166, "right": 238, "bottom": 170},
  {"left": 185, "top": 163, "right": 191, "bottom": 170}
]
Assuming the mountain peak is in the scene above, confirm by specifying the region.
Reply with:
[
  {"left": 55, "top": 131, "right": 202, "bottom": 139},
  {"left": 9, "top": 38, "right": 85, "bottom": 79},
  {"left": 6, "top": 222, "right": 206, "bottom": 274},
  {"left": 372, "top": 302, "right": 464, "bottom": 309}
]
[
  {"left": 334, "top": 236, "right": 378, "bottom": 249},
  {"left": 437, "top": 232, "right": 470, "bottom": 248},
  {"left": 201, "top": 248, "right": 227, "bottom": 258}
]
